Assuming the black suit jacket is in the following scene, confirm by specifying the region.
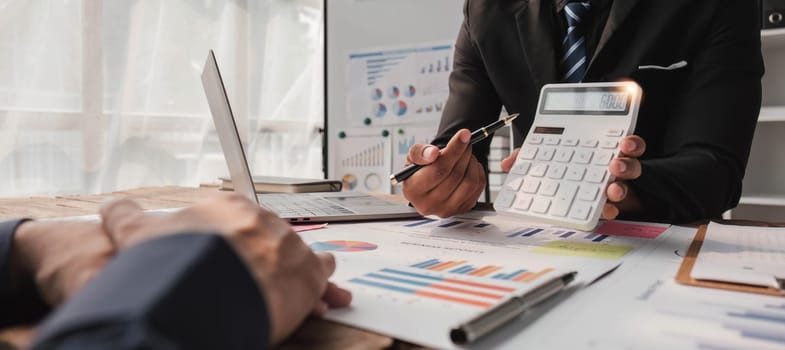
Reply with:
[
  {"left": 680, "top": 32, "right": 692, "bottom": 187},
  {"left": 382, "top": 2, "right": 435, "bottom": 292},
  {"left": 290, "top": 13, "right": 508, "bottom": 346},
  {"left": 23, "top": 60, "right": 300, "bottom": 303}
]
[
  {"left": 0, "top": 220, "right": 270, "bottom": 349},
  {"left": 435, "top": 0, "right": 764, "bottom": 222}
]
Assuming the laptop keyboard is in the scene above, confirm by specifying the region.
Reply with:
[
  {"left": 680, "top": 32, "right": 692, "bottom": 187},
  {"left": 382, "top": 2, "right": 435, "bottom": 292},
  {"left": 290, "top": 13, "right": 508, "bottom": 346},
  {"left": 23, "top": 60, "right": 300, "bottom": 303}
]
[{"left": 260, "top": 196, "right": 356, "bottom": 217}]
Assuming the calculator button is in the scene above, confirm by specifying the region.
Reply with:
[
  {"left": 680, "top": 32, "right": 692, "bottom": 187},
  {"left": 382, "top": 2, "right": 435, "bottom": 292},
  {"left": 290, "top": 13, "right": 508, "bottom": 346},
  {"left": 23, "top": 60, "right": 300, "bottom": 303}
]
[
  {"left": 521, "top": 178, "right": 541, "bottom": 193},
  {"left": 606, "top": 129, "right": 624, "bottom": 137},
  {"left": 511, "top": 161, "right": 531, "bottom": 175},
  {"left": 556, "top": 182, "right": 579, "bottom": 203},
  {"left": 554, "top": 149, "right": 574, "bottom": 163},
  {"left": 575, "top": 150, "right": 594, "bottom": 164},
  {"left": 569, "top": 203, "right": 593, "bottom": 220},
  {"left": 505, "top": 176, "right": 524, "bottom": 191},
  {"left": 551, "top": 183, "right": 578, "bottom": 217},
  {"left": 532, "top": 198, "right": 551, "bottom": 214},
  {"left": 529, "top": 164, "right": 549, "bottom": 177},
  {"left": 540, "top": 181, "right": 559, "bottom": 197},
  {"left": 580, "top": 139, "right": 599, "bottom": 148},
  {"left": 495, "top": 191, "right": 516, "bottom": 208},
  {"left": 593, "top": 151, "right": 614, "bottom": 165},
  {"left": 520, "top": 147, "right": 538, "bottom": 160},
  {"left": 528, "top": 136, "right": 544, "bottom": 145},
  {"left": 514, "top": 195, "right": 534, "bottom": 211},
  {"left": 544, "top": 136, "right": 561, "bottom": 145},
  {"left": 536, "top": 147, "right": 556, "bottom": 161},
  {"left": 601, "top": 140, "right": 619, "bottom": 149},
  {"left": 586, "top": 167, "right": 607, "bottom": 183},
  {"left": 562, "top": 138, "right": 579, "bottom": 146},
  {"left": 546, "top": 164, "right": 567, "bottom": 179},
  {"left": 565, "top": 166, "right": 587, "bottom": 181},
  {"left": 578, "top": 185, "right": 600, "bottom": 201}
]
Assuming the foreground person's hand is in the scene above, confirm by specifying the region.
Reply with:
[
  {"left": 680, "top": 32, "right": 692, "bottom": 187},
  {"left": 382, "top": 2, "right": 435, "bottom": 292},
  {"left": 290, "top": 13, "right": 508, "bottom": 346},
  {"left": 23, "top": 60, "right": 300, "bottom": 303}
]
[
  {"left": 100, "top": 193, "right": 352, "bottom": 344},
  {"left": 11, "top": 221, "right": 115, "bottom": 306}
]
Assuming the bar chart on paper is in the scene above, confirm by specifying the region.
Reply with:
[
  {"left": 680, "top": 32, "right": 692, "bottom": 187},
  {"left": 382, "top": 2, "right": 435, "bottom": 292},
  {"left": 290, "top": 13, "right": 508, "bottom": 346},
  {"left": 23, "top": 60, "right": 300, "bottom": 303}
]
[
  {"left": 410, "top": 259, "right": 554, "bottom": 283},
  {"left": 310, "top": 240, "right": 378, "bottom": 253},
  {"left": 397, "top": 218, "right": 638, "bottom": 260},
  {"left": 346, "top": 258, "right": 557, "bottom": 310}
]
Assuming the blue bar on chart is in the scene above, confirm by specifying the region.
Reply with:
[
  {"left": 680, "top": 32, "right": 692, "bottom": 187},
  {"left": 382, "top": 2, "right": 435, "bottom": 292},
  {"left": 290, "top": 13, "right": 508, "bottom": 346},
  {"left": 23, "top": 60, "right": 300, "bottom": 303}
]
[
  {"left": 474, "top": 223, "right": 491, "bottom": 228},
  {"left": 560, "top": 231, "right": 576, "bottom": 238},
  {"left": 507, "top": 228, "right": 532, "bottom": 237},
  {"left": 404, "top": 218, "right": 436, "bottom": 227},
  {"left": 728, "top": 311, "right": 785, "bottom": 325},
  {"left": 411, "top": 259, "right": 440, "bottom": 268},
  {"left": 438, "top": 220, "right": 463, "bottom": 228},
  {"left": 592, "top": 235, "right": 609, "bottom": 242},
  {"left": 492, "top": 273, "right": 506, "bottom": 279},
  {"left": 492, "top": 269, "right": 527, "bottom": 281},
  {"left": 723, "top": 323, "right": 785, "bottom": 345},
  {"left": 523, "top": 228, "right": 544, "bottom": 237},
  {"left": 585, "top": 232, "right": 599, "bottom": 240},
  {"left": 452, "top": 266, "right": 476, "bottom": 274}
]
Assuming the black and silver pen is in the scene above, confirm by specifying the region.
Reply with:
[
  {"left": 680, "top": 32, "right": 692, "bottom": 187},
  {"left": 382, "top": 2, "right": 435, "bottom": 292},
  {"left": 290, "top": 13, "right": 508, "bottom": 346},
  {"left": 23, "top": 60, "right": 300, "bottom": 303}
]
[
  {"left": 449, "top": 271, "right": 576, "bottom": 345},
  {"left": 389, "top": 113, "right": 519, "bottom": 185}
]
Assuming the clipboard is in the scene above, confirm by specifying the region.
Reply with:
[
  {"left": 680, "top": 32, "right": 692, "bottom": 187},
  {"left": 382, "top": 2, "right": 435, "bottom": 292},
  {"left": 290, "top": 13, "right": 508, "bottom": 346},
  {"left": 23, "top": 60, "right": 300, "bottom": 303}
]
[{"left": 675, "top": 224, "right": 785, "bottom": 297}]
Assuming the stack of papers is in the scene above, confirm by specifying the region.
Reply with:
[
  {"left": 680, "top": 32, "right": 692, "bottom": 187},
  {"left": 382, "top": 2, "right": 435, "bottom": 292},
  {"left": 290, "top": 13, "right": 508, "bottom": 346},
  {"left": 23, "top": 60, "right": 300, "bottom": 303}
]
[{"left": 691, "top": 222, "right": 785, "bottom": 290}]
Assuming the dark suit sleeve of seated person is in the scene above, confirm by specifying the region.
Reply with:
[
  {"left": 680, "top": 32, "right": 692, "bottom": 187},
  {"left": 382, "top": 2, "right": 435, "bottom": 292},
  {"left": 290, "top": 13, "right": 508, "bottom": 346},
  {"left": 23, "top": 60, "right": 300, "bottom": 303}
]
[
  {"left": 31, "top": 233, "right": 270, "bottom": 350},
  {"left": 0, "top": 219, "right": 50, "bottom": 327},
  {"left": 433, "top": 0, "right": 764, "bottom": 223}
]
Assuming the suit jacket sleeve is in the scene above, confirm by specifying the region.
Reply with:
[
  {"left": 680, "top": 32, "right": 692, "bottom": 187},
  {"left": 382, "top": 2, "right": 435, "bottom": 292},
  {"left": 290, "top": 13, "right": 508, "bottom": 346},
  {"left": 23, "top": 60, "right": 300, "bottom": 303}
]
[
  {"left": 31, "top": 233, "right": 270, "bottom": 350},
  {"left": 0, "top": 219, "right": 49, "bottom": 327},
  {"left": 433, "top": 0, "right": 503, "bottom": 169},
  {"left": 628, "top": 1, "right": 764, "bottom": 222}
]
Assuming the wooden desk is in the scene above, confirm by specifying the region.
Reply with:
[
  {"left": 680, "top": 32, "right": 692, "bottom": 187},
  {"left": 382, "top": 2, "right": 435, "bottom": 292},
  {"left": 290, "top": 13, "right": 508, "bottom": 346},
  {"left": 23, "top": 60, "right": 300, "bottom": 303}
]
[{"left": 0, "top": 186, "right": 417, "bottom": 350}]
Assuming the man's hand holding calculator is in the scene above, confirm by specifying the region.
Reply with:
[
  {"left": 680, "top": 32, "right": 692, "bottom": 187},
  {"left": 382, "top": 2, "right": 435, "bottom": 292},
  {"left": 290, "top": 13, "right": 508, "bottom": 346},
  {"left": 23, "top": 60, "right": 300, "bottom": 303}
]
[
  {"left": 501, "top": 135, "right": 645, "bottom": 220},
  {"left": 403, "top": 82, "right": 643, "bottom": 231}
]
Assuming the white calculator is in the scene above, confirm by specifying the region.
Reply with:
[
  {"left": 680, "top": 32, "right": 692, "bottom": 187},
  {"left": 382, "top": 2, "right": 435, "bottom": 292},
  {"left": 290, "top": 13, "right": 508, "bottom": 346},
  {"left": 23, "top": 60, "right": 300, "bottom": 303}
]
[{"left": 494, "top": 82, "right": 642, "bottom": 231}]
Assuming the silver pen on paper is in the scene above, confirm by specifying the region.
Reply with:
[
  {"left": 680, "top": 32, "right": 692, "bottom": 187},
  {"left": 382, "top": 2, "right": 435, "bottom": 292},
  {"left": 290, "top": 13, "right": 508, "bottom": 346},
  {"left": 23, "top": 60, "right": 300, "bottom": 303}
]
[{"left": 449, "top": 271, "right": 577, "bottom": 345}]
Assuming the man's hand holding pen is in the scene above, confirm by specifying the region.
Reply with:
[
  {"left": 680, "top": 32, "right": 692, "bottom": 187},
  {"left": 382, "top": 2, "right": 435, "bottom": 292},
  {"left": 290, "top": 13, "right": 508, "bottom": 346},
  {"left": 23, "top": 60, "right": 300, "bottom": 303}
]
[{"left": 402, "top": 129, "right": 487, "bottom": 218}]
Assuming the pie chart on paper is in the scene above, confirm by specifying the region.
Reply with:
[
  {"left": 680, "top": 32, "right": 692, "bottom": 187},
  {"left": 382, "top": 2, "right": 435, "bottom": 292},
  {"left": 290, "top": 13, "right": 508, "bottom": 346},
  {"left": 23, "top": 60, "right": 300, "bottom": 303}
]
[{"left": 310, "top": 240, "right": 378, "bottom": 253}]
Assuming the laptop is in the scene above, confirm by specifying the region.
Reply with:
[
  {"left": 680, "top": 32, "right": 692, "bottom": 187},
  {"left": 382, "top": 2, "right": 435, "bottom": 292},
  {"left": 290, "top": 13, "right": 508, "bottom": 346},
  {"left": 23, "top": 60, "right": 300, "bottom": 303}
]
[{"left": 201, "top": 50, "right": 421, "bottom": 223}]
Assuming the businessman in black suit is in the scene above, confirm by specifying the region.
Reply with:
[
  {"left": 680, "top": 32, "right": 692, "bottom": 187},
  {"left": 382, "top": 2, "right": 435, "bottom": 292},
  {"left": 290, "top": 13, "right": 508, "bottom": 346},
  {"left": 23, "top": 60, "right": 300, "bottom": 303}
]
[
  {"left": 0, "top": 194, "right": 351, "bottom": 349},
  {"left": 402, "top": 0, "right": 764, "bottom": 223}
]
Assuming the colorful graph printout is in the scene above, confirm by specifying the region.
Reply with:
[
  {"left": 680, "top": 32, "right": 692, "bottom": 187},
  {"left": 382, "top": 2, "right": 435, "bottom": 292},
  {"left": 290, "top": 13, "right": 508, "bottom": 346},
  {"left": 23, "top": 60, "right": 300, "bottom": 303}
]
[
  {"left": 410, "top": 259, "right": 554, "bottom": 283},
  {"left": 345, "top": 43, "right": 453, "bottom": 126},
  {"left": 348, "top": 267, "right": 516, "bottom": 309},
  {"left": 334, "top": 133, "right": 391, "bottom": 194},
  {"left": 310, "top": 240, "right": 378, "bottom": 253}
]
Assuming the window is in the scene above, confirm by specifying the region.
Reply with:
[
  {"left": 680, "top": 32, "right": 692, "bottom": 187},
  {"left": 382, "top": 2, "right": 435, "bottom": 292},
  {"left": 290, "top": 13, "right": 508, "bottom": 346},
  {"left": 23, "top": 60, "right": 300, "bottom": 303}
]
[{"left": 0, "top": 0, "right": 324, "bottom": 197}]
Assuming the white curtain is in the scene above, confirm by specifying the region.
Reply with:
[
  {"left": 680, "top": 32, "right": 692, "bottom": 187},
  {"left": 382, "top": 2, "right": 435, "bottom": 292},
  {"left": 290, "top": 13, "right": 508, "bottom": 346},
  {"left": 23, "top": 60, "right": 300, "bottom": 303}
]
[{"left": 0, "top": 0, "right": 324, "bottom": 197}]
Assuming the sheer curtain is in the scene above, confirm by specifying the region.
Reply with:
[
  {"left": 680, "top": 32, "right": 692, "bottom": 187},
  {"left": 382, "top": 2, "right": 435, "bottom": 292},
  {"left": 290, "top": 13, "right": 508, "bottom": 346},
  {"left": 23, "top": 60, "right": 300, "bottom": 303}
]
[{"left": 0, "top": 0, "right": 324, "bottom": 197}]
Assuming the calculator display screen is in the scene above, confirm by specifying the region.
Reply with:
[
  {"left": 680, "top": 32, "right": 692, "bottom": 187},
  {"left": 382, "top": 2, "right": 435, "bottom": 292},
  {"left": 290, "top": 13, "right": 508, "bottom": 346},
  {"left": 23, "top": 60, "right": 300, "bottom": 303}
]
[{"left": 540, "top": 87, "right": 632, "bottom": 116}]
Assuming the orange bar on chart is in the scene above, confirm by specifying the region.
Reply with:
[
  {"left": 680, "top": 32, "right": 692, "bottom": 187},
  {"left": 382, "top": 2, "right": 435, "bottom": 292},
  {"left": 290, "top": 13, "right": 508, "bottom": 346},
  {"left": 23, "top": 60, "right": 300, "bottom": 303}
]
[
  {"left": 513, "top": 272, "right": 533, "bottom": 282},
  {"left": 429, "top": 283, "right": 505, "bottom": 300},
  {"left": 468, "top": 266, "right": 494, "bottom": 276},
  {"left": 415, "top": 290, "right": 493, "bottom": 308},
  {"left": 473, "top": 266, "right": 503, "bottom": 277},
  {"left": 443, "top": 278, "right": 517, "bottom": 293},
  {"left": 521, "top": 268, "right": 554, "bottom": 283},
  {"left": 429, "top": 261, "right": 465, "bottom": 271}
]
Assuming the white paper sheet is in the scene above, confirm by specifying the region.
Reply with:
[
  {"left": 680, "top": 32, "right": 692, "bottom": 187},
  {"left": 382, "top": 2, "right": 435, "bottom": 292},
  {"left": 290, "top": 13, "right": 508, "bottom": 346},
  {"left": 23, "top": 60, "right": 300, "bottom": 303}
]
[
  {"left": 691, "top": 222, "right": 785, "bottom": 288},
  {"left": 302, "top": 215, "right": 651, "bottom": 349}
]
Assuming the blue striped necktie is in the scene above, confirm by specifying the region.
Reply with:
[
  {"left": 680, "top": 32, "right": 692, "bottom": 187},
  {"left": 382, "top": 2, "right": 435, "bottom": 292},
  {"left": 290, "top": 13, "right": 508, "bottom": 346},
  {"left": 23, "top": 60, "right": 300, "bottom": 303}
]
[{"left": 561, "top": 1, "right": 592, "bottom": 83}]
